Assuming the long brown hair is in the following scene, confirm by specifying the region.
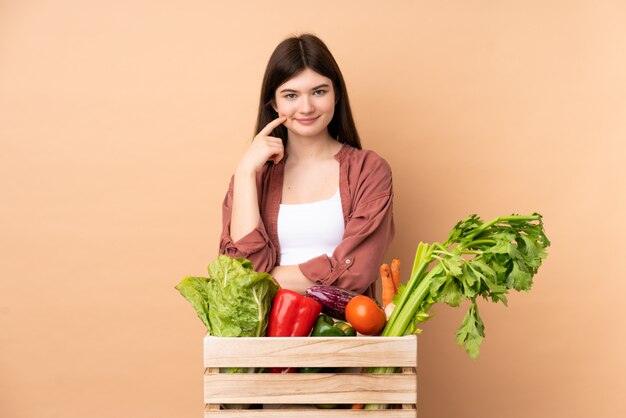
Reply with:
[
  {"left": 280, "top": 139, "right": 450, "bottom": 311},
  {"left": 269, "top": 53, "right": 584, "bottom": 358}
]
[{"left": 255, "top": 34, "right": 362, "bottom": 149}]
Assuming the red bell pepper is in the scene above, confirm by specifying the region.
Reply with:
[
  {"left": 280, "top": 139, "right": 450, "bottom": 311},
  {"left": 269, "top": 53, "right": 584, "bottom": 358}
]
[
  {"left": 267, "top": 289, "right": 322, "bottom": 373},
  {"left": 268, "top": 289, "right": 322, "bottom": 336}
]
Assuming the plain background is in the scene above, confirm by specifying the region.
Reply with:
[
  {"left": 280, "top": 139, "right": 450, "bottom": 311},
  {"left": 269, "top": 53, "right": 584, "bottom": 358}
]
[{"left": 1, "top": 1, "right": 625, "bottom": 417}]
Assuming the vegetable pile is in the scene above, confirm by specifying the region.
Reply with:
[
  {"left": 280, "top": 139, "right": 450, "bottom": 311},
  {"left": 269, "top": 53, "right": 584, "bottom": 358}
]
[
  {"left": 177, "top": 212, "right": 549, "bottom": 410},
  {"left": 306, "top": 285, "right": 386, "bottom": 335},
  {"left": 176, "top": 213, "right": 549, "bottom": 356}
]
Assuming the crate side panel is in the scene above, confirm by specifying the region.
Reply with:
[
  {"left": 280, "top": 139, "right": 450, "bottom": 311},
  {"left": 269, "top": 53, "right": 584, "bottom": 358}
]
[
  {"left": 204, "top": 373, "right": 417, "bottom": 405},
  {"left": 203, "top": 336, "right": 417, "bottom": 368}
]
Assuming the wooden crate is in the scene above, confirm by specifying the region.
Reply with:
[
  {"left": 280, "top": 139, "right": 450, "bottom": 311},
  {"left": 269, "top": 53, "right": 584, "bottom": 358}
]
[{"left": 203, "top": 335, "right": 417, "bottom": 417}]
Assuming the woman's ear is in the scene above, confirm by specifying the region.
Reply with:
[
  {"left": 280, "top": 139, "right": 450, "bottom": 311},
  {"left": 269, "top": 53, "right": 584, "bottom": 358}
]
[{"left": 271, "top": 99, "right": 278, "bottom": 113}]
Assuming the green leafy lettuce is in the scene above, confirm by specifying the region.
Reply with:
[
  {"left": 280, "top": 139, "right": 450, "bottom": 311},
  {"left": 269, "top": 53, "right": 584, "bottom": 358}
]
[{"left": 175, "top": 255, "right": 278, "bottom": 337}]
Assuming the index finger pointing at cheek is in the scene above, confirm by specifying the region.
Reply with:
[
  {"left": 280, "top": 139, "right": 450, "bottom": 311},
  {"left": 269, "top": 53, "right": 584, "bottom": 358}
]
[{"left": 259, "top": 115, "right": 287, "bottom": 136}]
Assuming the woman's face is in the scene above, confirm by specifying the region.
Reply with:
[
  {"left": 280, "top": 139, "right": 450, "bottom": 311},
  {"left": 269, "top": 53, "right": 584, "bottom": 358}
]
[{"left": 273, "top": 68, "right": 336, "bottom": 139}]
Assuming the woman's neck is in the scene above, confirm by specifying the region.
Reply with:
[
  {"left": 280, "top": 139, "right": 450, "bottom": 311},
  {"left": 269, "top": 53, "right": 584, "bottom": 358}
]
[{"left": 286, "top": 131, "right": 341, "bottom": 162}]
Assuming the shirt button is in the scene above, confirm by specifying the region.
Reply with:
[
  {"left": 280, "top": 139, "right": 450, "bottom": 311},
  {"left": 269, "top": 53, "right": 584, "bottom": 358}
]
[{"left": 345, "top": 259, "right": 351, "bottom": 264}]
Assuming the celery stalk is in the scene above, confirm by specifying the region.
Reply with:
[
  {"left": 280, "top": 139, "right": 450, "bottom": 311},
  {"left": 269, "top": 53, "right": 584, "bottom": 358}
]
[{"left": 363, "top": 213, "right": 550, "bottom": 410}]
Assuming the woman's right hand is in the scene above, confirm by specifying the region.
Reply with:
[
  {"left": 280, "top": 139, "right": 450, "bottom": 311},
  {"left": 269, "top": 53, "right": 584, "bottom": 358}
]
[{"left": 237, "top": 116, "right": 287, "bottom": 175}]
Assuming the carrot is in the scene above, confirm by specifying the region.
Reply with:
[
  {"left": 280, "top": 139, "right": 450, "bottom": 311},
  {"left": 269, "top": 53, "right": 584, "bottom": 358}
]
[
  {"left": 391, "top": 258, "right": 401, "bottom": 292},
  {"left": 381, "top": 264, "right": 394, "bottom": 308}
]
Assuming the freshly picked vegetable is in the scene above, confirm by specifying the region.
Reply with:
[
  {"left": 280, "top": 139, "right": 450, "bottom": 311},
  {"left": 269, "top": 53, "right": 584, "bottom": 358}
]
[
  {"left": 334, "top": 320, "right": 357, "bottom": 337},
  {"left": 267, "top": 289, "right": 322, "bottom": 373},
  {"left": 305, "top": 285, "right": 358, "bottom": 320},
  {"left": 267, "top": 289, "right": 322, "bottom": 338},
  {"left": 345, "top": 295, "right": 387, "bottom": 335},
  {"left": 380, "top": 260, "right": 400, "bottom": 318},
  {"left": 175, "top": 255, "right": 278, "bottom": 337},
  {"left": 176, "top": 255, "right": 279, "bottom": 410},
  {"left": 383, "top": 213, "right": 550, "bottom": 357},
  {"left": 364, "top": 213, "right": 550, "bottom": 410},
  {"left": 311, "top": 314, "right": 356, "bottom": 337}
]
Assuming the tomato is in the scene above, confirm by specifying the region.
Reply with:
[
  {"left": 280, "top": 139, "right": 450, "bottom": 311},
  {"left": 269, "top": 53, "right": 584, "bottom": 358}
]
[{"left": 345, "top": 295, "right": 386, "bottom": 335}]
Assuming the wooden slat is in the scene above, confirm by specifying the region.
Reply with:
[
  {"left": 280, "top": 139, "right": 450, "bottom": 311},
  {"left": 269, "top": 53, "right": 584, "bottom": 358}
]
[
  {"left": 205, "top": 368, "right": 221, "bottom": 411},
  {"left": 203, "top": 335, "right": 417, "bottom": 368},
  {"left": 204, "top": 373, "right": 416, "bottom": 405},
  {"left": 401, "top": 368, "right": 417, "bottom": 410},
  {"left": 204, "top": 409, "right": 417, "bottom": 417}
]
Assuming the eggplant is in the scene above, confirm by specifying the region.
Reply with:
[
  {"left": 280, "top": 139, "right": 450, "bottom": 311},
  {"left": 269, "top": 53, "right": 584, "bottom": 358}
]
[{"left": 305, "top": 285, "right": 358, "bottom": 320}]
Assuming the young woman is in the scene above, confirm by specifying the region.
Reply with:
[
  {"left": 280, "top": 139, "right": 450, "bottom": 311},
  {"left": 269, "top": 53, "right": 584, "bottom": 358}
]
[{"left": 219, "top": 34, "right": 394, "bottom": 298}]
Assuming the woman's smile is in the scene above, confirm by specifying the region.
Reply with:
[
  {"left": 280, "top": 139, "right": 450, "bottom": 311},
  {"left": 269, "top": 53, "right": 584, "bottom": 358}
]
[{"left": 294, "top": 116, "right": 320, "bottom": 125}]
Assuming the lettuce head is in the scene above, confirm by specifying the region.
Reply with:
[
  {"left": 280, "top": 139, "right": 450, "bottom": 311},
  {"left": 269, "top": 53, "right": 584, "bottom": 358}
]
[{"left": 175, "top": 255, "right": 278, "bottom": 337}]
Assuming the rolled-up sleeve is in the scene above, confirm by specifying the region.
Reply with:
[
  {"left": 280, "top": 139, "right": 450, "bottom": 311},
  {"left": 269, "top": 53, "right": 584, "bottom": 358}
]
[
  {"left": 218, "top": 176, "right": 277, "bottom": 273},
  {"left": 298, "top": 157, "right": 395, "bottom": 294}
]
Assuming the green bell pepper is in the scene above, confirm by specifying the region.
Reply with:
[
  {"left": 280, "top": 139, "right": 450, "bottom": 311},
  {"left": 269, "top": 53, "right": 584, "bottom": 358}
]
[
  {"left": 334, "top": 321, "right": 357, "bottom": 337},
  {"left": 312, "top": 314, "right": 347, "bottom": 337}
]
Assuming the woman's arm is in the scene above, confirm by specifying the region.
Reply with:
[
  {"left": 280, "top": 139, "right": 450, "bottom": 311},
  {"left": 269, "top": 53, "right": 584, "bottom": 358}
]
[
  {"left": 269, "top": 153, "right": 395, "bottom": 296},
  {"left": 275, "top": 190, "right": 394, "bottom": 295},
  {"left": 230, "top": 167, "right": 261, "bottom": 242},
  {"left": 269, "top": 265, "right": 310, "bottom": 294},
  {"left": 298, "top": 154, "right": 395, "bottom": 295},
  {"left": 219, "top": 174, "right": 277, "bottom": 272},
  {"left": 230, "top": 116, "right": 286, "bottom": 241},
  {"left": 219, "top": 117, "right": 287, "bottom": 271}
]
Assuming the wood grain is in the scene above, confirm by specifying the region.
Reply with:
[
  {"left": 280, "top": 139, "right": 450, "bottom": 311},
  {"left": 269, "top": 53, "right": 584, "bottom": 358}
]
[
  {"left": 203, "top": 335, "right": 417, "bottom": 368},
  {"left": 204, "top": 372, "right": 416, "bottom": 404}
]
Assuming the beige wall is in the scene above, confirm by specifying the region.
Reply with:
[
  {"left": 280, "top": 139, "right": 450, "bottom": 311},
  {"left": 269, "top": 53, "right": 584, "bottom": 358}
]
[{"left": 1, "top": 1, "right": 625, "bottom": 417}]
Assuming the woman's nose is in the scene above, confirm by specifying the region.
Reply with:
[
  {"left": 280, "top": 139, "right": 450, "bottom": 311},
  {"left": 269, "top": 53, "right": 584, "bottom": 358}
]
[{"left": 300, "top": 96, "right": 315, "bottom": 114}]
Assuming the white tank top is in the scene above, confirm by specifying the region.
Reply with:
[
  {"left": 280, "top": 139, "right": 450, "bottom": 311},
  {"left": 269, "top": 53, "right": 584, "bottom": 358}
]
[{"left": 277, "top": 188, "right": 345, "bottom": 265}]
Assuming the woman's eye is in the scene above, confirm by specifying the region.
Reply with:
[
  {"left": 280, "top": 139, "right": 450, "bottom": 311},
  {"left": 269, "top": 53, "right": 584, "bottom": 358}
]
[
  {"left": 285, "top": 93, "right": 297, "bottom": 100},
  {"left": 313, "top": 89, "right": 326, "bottom": 96}
]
